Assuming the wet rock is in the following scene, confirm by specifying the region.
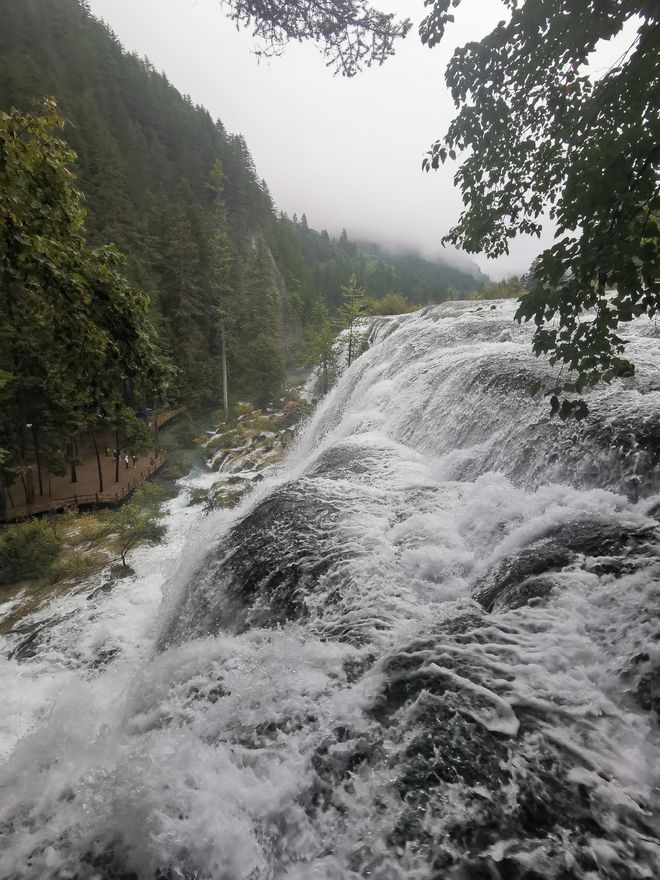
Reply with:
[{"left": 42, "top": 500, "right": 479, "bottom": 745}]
[
  {"left": 353, "top": 612, "right": 650, "bottom": 878},
  {"left": 91, "top": 646, "right": 120, "bottom": 669},
  {"left": 159, "top": 481, "right": 347, "bottom": 644},
  {"left": 7, "top": 626, "right": 42, "bottom": 661},
  {"left": 283, "top": 399, "right": 304, "bottom": 415},
  {"left": 110, "top": 563, "right": 134, "bottom": 579},
  {"left": 490, "top": 574, "right": 558, "bottom": 612},
  {"left": 475, "top": 518, "right": 657, "bottom": 612},
  {"left": 309, "top": 442, "right": 377, "bottom": 478},
  {"left": 474, "top": 544, "right": 571, "bottom": 612},
  {"left": 621, "top": 647, "right": 660, "bottom": 721}
]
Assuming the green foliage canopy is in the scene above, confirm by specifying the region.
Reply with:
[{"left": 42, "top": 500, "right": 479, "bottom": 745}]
[
  {"left": 0, "top": 517, "right": 60, "bottom": 585},
  {"left": 0, "top": 100, "right": 168, "bottom": 495},
  {"left": 422, "top": 0, "right": 660, "bottom": 415}
]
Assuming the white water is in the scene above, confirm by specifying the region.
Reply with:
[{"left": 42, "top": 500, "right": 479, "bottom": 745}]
[{"left": 2, "top": 301, "right": 660, "bottom": 879}]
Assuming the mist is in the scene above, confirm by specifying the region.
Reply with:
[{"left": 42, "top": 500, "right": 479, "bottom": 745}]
[{"left": 87, "top": 0, "right": 553, "bottom": 280}]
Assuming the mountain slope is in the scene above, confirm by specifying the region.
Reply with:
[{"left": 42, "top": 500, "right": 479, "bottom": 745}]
[{"left": 0, "top": 0, "right": 487, "bottom": 406}]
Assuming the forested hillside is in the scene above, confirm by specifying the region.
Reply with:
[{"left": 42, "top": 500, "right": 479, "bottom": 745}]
[{"left": 0, "top": 0, "right": 483, "bottom": 407}]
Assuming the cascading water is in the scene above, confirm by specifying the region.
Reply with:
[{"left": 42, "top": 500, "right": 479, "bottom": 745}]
[{"left": 2, "top": 300, "right": 660, "bottom": 879}]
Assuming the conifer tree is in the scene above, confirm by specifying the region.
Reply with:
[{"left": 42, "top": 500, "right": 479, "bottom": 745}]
[{"left": 339, "top": 274, "right": 368, "bottom": 367}]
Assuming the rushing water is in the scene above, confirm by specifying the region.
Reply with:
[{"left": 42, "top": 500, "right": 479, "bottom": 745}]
[{"left": 2, "top": 300, "right": 660, "bottom": 879}]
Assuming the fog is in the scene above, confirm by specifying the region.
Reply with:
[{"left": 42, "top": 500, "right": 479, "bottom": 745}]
[{"left": 87, "top": 0, "right": 553, "bottom": 280}]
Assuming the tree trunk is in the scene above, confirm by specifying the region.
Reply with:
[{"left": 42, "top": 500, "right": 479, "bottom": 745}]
[
  {"left": 31, "top": 424, "right": 43, "bottom": 496},
  {"left": 69, "top": 441, "right": 78, "bottom": 483},
  {"left": 0, "top": 474, "right": 7, "bottom": 520},
  {"left": 221, "top": 322, "right": 229, "bottom": 420},
  {"left": 18, "top": 424, "right": 33, "bottom": 503},
  {"left": 154, "top": 397, "right": 159, "bottom": 456},
  {"left": 115, "top": 428, "right": 120, "bottom": 483},
  {"left": 20, "top": 471, "right": 31, "bottom": 505},
  {"left": 91, "top": 426, "right": 104, "bottom": 494}
]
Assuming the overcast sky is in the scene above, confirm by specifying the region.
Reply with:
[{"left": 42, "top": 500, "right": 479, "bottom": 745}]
[{"left": 86, "top": 0, "right": 550, "bottom": 280}]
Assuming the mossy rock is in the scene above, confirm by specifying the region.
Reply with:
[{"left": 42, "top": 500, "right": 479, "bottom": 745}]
[
  {"left": 204, "top": 485, "right": 247, "bottom": 511},
  {"left": 240, "top": 415, "right": 274, "bottom": 433},
  {"left": 207, "top": 427, "right": 246, "bottom": 452},
  {"left": 212, "top": 493, "right": 241, "bottom": 509},
  {"left": 233, "top": 402, "right": 255, "bottom": 419},
  {"left": 187, "top": 489, "right": 210, "bottom": 507}
]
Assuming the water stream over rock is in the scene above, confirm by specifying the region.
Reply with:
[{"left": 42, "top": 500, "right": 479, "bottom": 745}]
[{"left": 2, "top": 301, "right": 660, "bottom": 879}]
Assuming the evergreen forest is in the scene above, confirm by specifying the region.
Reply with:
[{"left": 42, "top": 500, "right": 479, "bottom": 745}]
[{"left": 0, "top": 0, "right": 484, "bottom": 414}]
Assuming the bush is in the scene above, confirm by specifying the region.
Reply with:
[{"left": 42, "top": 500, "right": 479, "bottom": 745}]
[
  {"left": 0, "top": 519, "right": 61, "bottom": 585},
  {"left": 233, "top": 402, "right": 254, "bottom": 419},
  {"left": 371, "top": 292, "right": 415, "bottom": 315},
  {"left": 109, "top": 499, "right": 167, "bottom": 567},
  {"left": 50, "top": 547, "right": 106, "bottom": 584},
  {"left": 131, "top": 481, "right": 177, "bottom": 507}
]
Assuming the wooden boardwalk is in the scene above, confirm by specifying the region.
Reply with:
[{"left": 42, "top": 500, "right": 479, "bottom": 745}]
[
  {"left": 1, "top": 452, "right": 168, "bottom": 523},
  {"left": 0, "top": 407, "right": 185, "bottom": 524}
]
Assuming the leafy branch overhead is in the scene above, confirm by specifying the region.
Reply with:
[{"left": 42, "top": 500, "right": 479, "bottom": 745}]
[
  {"left": 219, "top": 0, "right": 411, "bottom": 75},
  {"left": 422, "top": 0, "right": 660, "bottom": 416}
]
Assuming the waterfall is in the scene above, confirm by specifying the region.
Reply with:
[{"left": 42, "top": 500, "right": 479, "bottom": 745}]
[{"left": 2, "top": 300, "right": 660, "bottom": 879}]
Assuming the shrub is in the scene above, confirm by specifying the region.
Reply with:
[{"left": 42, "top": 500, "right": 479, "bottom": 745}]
[
  {"left": 50, "top": 547, "right": 106, "bottom": 584},
  {"left": 94, "top": 485, "right": 168, "bottom": 568},
  {"left": 371, "top": 292, "right": 415, "bottom": 315},
  {"left": 0, "top": 519, "right": 61, "bottom": 585}
]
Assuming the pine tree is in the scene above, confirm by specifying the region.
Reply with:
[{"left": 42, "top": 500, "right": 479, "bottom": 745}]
[{"left": 338, "top": 275, "right": 368, "bottom": 367}]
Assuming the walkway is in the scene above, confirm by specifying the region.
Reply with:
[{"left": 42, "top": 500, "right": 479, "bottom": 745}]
[{"left": 1, "top": 407, "right": 185, "bottom": 523}]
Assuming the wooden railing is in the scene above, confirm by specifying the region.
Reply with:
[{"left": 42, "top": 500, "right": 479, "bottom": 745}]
[
  {"left": 0, "top": 451, "right": 168, "bottom": 524},
  {"left": 154, "top": 406, "right": 186, "bottom": 428}
]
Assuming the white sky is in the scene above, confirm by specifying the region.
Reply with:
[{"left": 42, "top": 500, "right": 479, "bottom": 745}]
[{"left": 84, "top": 0, "right": 549, "bottom": 279}]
